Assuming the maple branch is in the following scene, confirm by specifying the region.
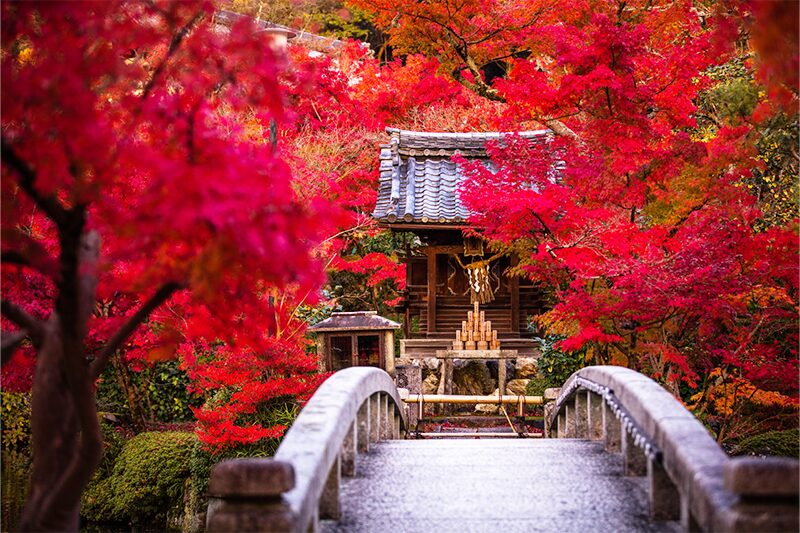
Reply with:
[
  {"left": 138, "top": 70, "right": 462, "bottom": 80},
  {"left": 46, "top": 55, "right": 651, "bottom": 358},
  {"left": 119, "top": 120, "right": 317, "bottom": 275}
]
[
  {"left": 90, "top": 281, "right": 184, "bottom": 379},
  {"left": 1, "top": 250, "right": 31, "bottom": 268},
  {"left": 1, "top": 329, "right": 29, "bottom": 364},
  {"left": 668, "top": 200, "right": 709, "bottom": 237},
  {"left": 1, "top": 300, "right": 45, "bottom": 342},
  {"left": 527, "top": 208, "right": 554, "bottom": 236},
  {"left": 1, "top": 138, "right": 67, "bottom": 226},
  {"left": 140, "top": 11, "right": 204, "bottom": 101}
]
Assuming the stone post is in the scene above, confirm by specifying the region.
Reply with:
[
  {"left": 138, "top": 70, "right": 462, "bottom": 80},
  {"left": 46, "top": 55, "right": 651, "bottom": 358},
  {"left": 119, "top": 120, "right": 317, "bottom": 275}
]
[
  {"left": 587, "top": 392, "right": 603, "bottom": 441},
  {"left": 543, "top": 388, "right": 560, "bottom": 438},
  {"left": 602, "top": 401, "right": 621, "bottom": 452},
  {"left": 622, "top": 429, "right": 647, "bottom": 476},
  {"left": 380, "top": 393, "right": 392, "bottom": 440},
  {"left": 556, "top": 411, "right": 566, "bottom": 438},
  {"left": 357, "top": 399, "right": 370, "bottom": 453},
  {"left": 574, "top": 393, "right": 588, "bottom": 439},
  {"left": 341, "top": 421, "right": 357, "bottom": 477},
  {"left": 565, "top": 403, "right": 576, "bottom": 438},
  {"left": 498, "top": 358, "right": 507, "bottom": 396},
  {"left": 206, "top": 459, "right": 296, "bottom": 532},
  {"left": 369, "top": 393, "right": 381, "bottom": 444},
  {"left": 719, "top": 457, "right": 800, "bottom": 532},
  {"left": 647, "top": 456, "right": 679, "bottom": 520},
  {"left": 384, "top": 330, "right": 396, "bottom": 377},
  {"left": 319, "top": 455, "right": 341, "bottom": 520}
]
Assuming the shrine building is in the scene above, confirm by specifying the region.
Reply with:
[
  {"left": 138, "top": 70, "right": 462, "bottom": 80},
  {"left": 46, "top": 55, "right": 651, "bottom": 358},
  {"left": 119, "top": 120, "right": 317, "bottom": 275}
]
[{"left": 373, "top": 128, "right": 550, "bottom": 358}]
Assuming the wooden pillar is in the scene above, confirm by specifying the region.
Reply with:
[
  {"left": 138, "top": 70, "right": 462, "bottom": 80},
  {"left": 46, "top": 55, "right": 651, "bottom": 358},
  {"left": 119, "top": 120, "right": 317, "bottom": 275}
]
[
  {"left": 426, "top": 249, "right": 436, "bottom": 335},
  {"left": 510, "top": 254, "right": 519, "bottom": 335}
]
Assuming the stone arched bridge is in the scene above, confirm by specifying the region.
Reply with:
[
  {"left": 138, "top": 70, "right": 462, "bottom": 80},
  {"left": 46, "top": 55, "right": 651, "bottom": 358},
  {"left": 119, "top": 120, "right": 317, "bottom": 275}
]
[{"left": 205, "top": 367, "right": 798, "bottom": 533}]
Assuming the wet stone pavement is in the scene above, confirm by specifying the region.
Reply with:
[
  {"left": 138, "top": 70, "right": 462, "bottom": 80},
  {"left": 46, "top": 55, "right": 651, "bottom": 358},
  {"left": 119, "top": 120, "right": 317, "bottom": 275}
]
[{"left": 321, "top": 439, "right": 681, "bottom": 533}]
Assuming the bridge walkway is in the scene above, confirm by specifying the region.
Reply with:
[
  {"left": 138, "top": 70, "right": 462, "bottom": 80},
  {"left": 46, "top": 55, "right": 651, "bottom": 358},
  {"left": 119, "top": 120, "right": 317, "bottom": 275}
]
[{"left": 323, "top": 438, "right": 680, "bottom": 533}]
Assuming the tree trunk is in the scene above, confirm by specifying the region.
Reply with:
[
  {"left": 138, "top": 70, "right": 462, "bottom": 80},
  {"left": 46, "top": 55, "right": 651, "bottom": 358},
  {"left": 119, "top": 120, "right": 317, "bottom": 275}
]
[
  {"left": 18, "top": 232, "right": 104, "bottom": 532},
  {"left": 18, "top": 319, "right": 103, "bottom": 531}
]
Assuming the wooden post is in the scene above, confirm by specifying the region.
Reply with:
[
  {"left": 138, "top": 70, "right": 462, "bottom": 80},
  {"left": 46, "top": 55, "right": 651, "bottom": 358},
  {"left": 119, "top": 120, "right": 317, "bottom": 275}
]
[
  {"left": 427, "top": 249, "right": 436, "bottom": 335},
  {"left": 510, "top": 254, "right": 519, "bottom": 335}
]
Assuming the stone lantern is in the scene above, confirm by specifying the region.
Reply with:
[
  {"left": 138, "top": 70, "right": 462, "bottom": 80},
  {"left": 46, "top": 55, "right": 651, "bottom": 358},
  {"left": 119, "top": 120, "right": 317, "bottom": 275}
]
[{"left": 308, "top": 311, "right": 400, "bottom": 377}]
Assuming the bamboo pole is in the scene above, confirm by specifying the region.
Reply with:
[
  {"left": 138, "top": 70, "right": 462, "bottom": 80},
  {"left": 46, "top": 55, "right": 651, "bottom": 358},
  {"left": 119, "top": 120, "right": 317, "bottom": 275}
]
[{"left": 404, "top": 394, "right": 543, "bottom": 405}]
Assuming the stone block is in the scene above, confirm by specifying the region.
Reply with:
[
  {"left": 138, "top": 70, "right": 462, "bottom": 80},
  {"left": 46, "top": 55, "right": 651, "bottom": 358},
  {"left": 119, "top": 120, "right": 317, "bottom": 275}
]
[
  {"left": 543, "top": 387, "right": 561, "bottom": 401},
  {"left": 208, "top": 459, "right": 294, "bottom": 498},
  {"left": 515, "top": 357, "right": 538, "bottom": 378},
  {"left": 422, "top": 373, "right": 440, "bottom": 394},
  {"left": 206, "top": 499, "right": 296, "bottom": 532},
  {"left": 396, "top": 364, "right": 422, "bottom": 394},
  {"left": 506, "top": 379, "right": 530, "bottom": 396},
  {"left": 724, "top": 457, "right": 800, "bottom": 497}
]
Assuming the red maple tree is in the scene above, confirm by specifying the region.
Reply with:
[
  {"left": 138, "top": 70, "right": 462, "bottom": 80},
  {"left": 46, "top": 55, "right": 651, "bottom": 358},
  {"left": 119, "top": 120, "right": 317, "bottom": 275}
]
[{"left": 1, "top": 2, "right": 327, "bottom": 528}]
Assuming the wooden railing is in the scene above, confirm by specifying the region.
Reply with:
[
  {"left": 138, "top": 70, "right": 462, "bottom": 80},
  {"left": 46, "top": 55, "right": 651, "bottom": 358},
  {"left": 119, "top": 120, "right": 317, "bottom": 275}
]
[
  {"left": 546, "top": 366, "right": 799, "bottom": 532},
  {"left": 206, "top": 367, "right": 407, "bottom": 532}
]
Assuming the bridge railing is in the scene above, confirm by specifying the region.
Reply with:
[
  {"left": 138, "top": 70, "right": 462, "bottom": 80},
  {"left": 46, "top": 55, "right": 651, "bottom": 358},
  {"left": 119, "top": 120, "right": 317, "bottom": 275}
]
[
  {"left": 206, "top": 367, "right": 407, "bottom": 532},
  {"left": 546, "top": 365, "right": 799, "bottom": 532}
]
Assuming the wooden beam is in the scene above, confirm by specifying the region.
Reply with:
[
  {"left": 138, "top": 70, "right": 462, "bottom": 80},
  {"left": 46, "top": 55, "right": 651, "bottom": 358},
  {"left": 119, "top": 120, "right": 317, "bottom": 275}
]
[
  {"left": 420, "top": 245, "right": 464, "bottom": 254},
  {"left": 378, "top": 222, "right": 471, "bottom": 231},
  {"left": 435, "top": 349, "right": 519, "bottom": 360},
  {"left": 427, "top": 250, "right": 437, "bottom": 335}
]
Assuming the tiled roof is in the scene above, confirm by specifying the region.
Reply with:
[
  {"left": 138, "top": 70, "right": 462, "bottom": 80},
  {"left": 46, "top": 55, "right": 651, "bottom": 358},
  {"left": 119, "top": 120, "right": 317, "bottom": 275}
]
[
  {"left": 373, "top": 128, "right": 551, "bottom": 225},
  {"left": 308, "top": 311, "right": 401, "bottom": 332}
]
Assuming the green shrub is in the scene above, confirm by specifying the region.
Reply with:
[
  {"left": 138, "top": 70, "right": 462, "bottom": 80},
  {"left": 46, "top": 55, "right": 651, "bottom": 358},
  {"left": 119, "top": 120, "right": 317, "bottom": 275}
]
[
  {"left": 525, "top": 373, "right": 553, "bottom": 397},
  {"left": 96, "top": 361, "right": 200, "bottom": 424},
  {"left": 1, "top": 392, "right": 31, "bottom": 451},
  {"left": 82, "top": 431, "right": 196, "bottom": 526},
  {"left": 535, "top": 335, "right": 586, "bottom": 386},
  {"left": 1, "top": 392, "right": 32, "bottom": 530},
  {"left": 733, "top": 428, "right": 799, "bottom": 458}
]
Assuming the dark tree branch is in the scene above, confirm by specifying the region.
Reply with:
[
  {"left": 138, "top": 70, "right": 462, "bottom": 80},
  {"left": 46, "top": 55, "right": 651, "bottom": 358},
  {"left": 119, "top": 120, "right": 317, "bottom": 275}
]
[
  {"left": 668, "top": 200, "right": 709, "bottom": 237},
  {"left": 1, "top": 300, "right": 44, "bottom": 341},
  {"left": 1, "top": 138, "right": 67, "bottom": 226},
  {"left": 528, "top": 208, "right": 554, "bottom": 236},
  {"left": 89, "top": 281, "right": 184, "bottom": 379},
  {"left": 1, "top": 250, "right": 31, "bottom": 268},
  {"left": 140, "top": 11, "right": 204, "bottom": 101},
  {"left": 2, "top": 329, "right": 29, "bottom": 363}
]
